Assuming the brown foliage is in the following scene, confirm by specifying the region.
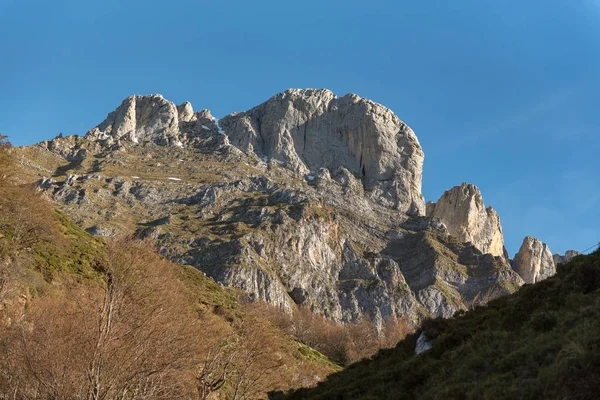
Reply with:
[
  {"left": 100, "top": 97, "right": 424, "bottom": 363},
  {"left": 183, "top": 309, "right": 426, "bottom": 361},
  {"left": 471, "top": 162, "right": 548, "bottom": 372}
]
[
  {"left": 0, "top": 184, "right": 60, "bottom": 257},
  {"left": 201, "top": 316, "right": 287, "bottom": 400},
  {"left": 84, "top": 238, "right": 202, "bottom": 399},
  {"left": 0, "top": 238, "right": 203, "bottom": 399},
  {"left": 248, "top": 303, "right": 413, "bottom": 366},
  {"left": 0, "top": 135, "right": 60, "bottom": 260},
  {"left": 0, "top": 139, "right": 64, "bottom": 322},
  {"left": 0, "top": 134, "right": 11, "bottom": 179},
  {"left": 0, "top": 237, "right": 335, "bottom": 399}
]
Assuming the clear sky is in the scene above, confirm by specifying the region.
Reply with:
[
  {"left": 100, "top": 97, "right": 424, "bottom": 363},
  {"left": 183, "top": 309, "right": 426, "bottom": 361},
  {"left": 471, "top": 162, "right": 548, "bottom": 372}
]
[{"left": 1, "top": 0, "right": 598, "bottom": 256}]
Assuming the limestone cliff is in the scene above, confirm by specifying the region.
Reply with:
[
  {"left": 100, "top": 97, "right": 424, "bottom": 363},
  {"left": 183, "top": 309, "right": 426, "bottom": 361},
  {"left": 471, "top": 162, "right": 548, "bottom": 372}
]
[
  {"left": 78, "top": 90, "right": 425, "bottom": 215},
  {"left": 84, "top": 94, "right": 228, "bottom": 151},
  {"left": 19, "top": 90, "right": 526, "bottom": 327},
  {"left": 220, "top": 89, "right": 425, "bottom": 215},
  {"left": 426, "top": 183, "right": 506, "bottom": 259},
  {"left": 86, "top": 95, "right": 181, "bottom": 145},
  {"left": 512, "top": 236, "right": 556, "bottom": 284}
]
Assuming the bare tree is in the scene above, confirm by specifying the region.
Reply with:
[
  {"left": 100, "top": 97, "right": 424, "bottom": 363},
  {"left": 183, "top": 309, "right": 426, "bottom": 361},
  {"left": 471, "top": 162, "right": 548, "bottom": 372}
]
[
  {"left": 81, "top": 238, "right": 202, "bottom": 400},
  {"left": 0, "top": 229, "right": 346, "bottom": 399},
  {"left": 0, "top": 134, "right": 11, "bottom": 174},
  {"left": 250, "top": 302, "right": 413, "bottom": 366},
  {"left": 229, "top": 317, "right": 285, "bottom": 400},
  {"left": 1, "top": 238, "right": 206, "bottom": 399},
  {"left": 195, "top": 330, "right": 238, "bottom": 400}
]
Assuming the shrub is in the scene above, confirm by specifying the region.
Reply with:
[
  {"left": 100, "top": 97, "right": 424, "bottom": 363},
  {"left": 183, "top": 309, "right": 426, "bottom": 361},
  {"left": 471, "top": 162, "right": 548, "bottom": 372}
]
[{"left": 249, "top": 302, "right": 412, "bottom": 366}]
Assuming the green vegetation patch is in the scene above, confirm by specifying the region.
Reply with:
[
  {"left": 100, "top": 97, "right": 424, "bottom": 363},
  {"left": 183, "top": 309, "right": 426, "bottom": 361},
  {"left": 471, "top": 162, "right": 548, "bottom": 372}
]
[
  {"left": 296, "top": 342, "right": 342, "bottom": 370},
  {"left": 33, "top": 211, "right": 106, "bottom": 281},
  {"left": 177, "top": 264, "right": 242, "bottom": 320}
]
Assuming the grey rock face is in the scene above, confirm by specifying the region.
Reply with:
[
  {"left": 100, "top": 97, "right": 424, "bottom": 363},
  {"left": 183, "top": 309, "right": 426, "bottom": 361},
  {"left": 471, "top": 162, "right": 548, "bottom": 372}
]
[
  {"left": 21, "top": 90, "right": 528, "bottom": 329},
  {"left": 415, "top": 332, "right": 432, "bottom": 355},
  {"left": 79, "top": 90, "right": 426, "bottom": 215},
  {"left": 553, "top": 250, "right": 580, "bottom": 265},
  {"left": 513, "top": 236, "right": 556, "bottom": 284},
  {"left": 220, "top": 89, "right": 425, "bottom": 215},
  {"left": 83, "top": 95, "right": 229, "bottom": 151},
  {"left": 427, "top": 183, "right": 505, "bottom": 259},
  {"left": 85, "top": 95, "right": 181, "bottom": 145},
  {"left": 177, "top": 101, "right": 195, "bottom": 123},
  {"left": 85, "top": 226, "right": 116, "bottom": 237}
]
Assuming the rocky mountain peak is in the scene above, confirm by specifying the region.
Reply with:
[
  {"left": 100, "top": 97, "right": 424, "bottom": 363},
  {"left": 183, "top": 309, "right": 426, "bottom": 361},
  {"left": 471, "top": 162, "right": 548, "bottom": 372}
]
[
  {"left": 76, "top": 89, "right": 426, "bottom": 214},
  {"left": 553, "top": 250, "right": 580, "bottom": 266},
  {"left": 85, "top": 94, "right": 181, "bottom": 145},
  {"left": 177, "top": 101, "right": 195, "bottom": 123},
  {"left": 220, "top": 88, "right": 425, "bottom": 214},
  {"left": 512, "top": 236, "right": 556, "bottom": 284},
  {"left": 426, "top": 182, "right": 506, "bottom": 258},
  {"left": 81, "top": 94, "right": 231, "bottom": 151},
  {"left": 27, "top": 89, "right": 552, "bottom": 328}
]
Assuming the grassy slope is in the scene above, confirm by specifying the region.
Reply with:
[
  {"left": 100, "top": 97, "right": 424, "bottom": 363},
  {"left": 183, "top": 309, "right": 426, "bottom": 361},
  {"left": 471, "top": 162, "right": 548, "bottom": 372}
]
[{"left": 277, "top": 249, "right": 600, "bottom": 400}]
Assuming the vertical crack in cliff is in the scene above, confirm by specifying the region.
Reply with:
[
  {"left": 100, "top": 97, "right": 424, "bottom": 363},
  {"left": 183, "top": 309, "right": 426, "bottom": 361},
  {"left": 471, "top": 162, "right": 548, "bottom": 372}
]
[
  {"left": 359, "top": 152, "right": 366, "bottom": 177},
  {"left": 303, "top": 121, "right": 308, "bottom": 153},
  {"left": 256, "top": 116, "right": 266, "bottom": 152}
]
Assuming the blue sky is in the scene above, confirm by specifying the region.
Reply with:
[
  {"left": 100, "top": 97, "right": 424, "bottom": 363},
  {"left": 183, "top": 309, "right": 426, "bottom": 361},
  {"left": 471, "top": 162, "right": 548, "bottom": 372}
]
[{"left": 1, "top": 0, "right": 598, "bottom": 256}]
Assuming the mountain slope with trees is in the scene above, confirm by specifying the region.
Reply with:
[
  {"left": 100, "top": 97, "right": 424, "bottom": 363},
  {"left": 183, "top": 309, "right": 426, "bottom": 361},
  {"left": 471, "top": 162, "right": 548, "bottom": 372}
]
[
  {"left": 1, "top": 135, "right": 341, "bottom": 399},
  {"left": 275, "top": 248, "right": 600, "bottom": 399},
  {"left": 1, "top": 132, "right": 417, "bottom": 399}
]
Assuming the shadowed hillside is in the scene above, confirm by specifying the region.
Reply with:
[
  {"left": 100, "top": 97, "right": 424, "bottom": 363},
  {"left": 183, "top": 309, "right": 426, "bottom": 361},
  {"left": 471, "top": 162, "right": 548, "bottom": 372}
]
[{"left": 274, "top": 248, "right": 600, "bottom": 399}]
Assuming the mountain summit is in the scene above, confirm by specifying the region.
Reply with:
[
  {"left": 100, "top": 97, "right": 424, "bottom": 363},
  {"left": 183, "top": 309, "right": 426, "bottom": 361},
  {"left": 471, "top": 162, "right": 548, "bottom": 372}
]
[
  {"left": 18, "top": 89, "right": 572, "bottom": 327},
  {"left": 83, "top": 89, "right": 425, "bottom": 215},
  {"left": 220, "top": 89, "right": 425, "bottom": 215}
]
